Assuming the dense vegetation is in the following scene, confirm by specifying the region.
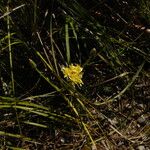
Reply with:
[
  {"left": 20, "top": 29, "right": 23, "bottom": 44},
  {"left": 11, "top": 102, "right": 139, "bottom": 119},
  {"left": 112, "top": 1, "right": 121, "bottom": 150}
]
[{"left": 0, "top": 0, "right": 150, "bottom": 149}]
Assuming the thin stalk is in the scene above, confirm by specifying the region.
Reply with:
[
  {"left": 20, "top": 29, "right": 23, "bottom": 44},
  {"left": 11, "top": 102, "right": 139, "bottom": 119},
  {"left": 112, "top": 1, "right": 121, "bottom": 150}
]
[
  {"left": 0, "top": 4, "right": 25, "bottom": 19},
  {"left": 36, "top": 32, "right": 53, "bottom": 69},
  {"left": 0, "top": 131, "right": 31, "bottom": 141},
  {"left": 82, "top": 122, "right": 97, "bottom": 150},
  {"left": 94, "top": 61, "right": 145, "bottom": 106},
  {"left": 69, "top": 19, "right": 81, "bottom": 63},
  {"left": 7, "top": 5, "right": 21, "bottom": 134},
  {"left": 65, "top": 22, "right": 70, "bottom": 64},
  {"left": 7, "top": 6, "right": 15, "bottom": 96},
  {"left": 33, "top": 0, "right": 37, "bottom": 25},
  {"left": 50, "top": 13, "right": 59, "bottom": 75}
]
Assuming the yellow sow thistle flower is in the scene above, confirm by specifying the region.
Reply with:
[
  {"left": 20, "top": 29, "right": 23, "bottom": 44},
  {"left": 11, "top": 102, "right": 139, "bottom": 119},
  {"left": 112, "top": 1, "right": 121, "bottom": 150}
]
[{"left": 61, "top": 64, "right": 83, "bottom": 85}]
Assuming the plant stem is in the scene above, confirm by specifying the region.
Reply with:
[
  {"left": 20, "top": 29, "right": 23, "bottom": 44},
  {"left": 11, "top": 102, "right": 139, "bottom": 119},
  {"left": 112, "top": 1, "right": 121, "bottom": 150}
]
[{"left": 7, "top": 5, "right": 15, "bottom": 96}]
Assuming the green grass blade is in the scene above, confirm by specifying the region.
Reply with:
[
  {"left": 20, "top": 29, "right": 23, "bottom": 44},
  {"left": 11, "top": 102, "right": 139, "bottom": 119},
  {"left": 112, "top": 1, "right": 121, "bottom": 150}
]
[
  {"left": 69, "top": 18, "right": 81, "bottom": 62},
  {"left": 0, "top": 4, "right": 25, "bottom": 19},
  {"left": 82, "top": 122, "right": 97, "bottom": 150},
  {"left": 112, "top": 61, "right": 145, "bottom": 100},
  {"left": 50, "top": 15, "right": 59, "bottom": 75},
  {"left": 65, "top": 21, "right": 70, "bottom": 64},
  {"left": 23, "top": 121, "right": 48, "bottom": 128},
  {"left": 5, "top": 145, "right": 26, "bottom": 150},
  {"left": 29, "top": 59, "right": 60, "bottom": 92},
  {"left": 94, "top": 61, "right": 145, "bottom": 105},
  {"left": 7, "top": 6, "right": 15, "bottom": 96},
  {"left": 33, "top": 0, "right": 37, "bottom": 25},
  {"left": 5, "top": 146, "right": 26, "bottom": 150},
  {"left": 0, "top": 131, "right": 32, "bottom": 141}
]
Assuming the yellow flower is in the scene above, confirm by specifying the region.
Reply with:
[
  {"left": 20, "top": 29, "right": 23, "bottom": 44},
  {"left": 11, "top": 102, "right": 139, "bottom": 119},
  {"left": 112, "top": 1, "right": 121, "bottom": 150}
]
[{"left": 61, "top": 64, "right": 83, "bottom": 85}]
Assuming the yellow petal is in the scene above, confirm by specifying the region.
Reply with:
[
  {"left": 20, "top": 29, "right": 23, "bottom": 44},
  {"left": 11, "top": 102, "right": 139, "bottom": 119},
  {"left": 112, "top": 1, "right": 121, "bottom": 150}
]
[{"left": 61, "top": 64, "right": 83, "bottom": 85}]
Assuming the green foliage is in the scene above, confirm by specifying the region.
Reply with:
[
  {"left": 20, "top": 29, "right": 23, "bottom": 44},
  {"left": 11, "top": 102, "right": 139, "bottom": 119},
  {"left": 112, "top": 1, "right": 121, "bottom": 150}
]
[{"left": 0, "top": 0, "right": 149, "bottom": 149}]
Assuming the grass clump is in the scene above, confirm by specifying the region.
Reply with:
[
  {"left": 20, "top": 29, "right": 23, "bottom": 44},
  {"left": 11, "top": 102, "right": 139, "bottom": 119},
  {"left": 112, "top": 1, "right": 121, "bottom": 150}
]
[{"left": 0, "top": 0, "right": 150, "bottom": 149}]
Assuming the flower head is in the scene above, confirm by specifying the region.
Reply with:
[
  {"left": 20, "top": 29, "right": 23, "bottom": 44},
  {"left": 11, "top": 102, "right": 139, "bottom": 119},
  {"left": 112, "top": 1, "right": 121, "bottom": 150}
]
[{"left": 61, "top": 64, "right": 83, "bottom": 85}]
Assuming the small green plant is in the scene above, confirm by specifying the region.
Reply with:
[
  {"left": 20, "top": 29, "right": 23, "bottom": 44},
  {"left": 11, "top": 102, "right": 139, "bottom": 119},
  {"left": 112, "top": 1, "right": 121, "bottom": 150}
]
[{"left": 0, "top": 0, "right": 149, "bottom": 149}]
